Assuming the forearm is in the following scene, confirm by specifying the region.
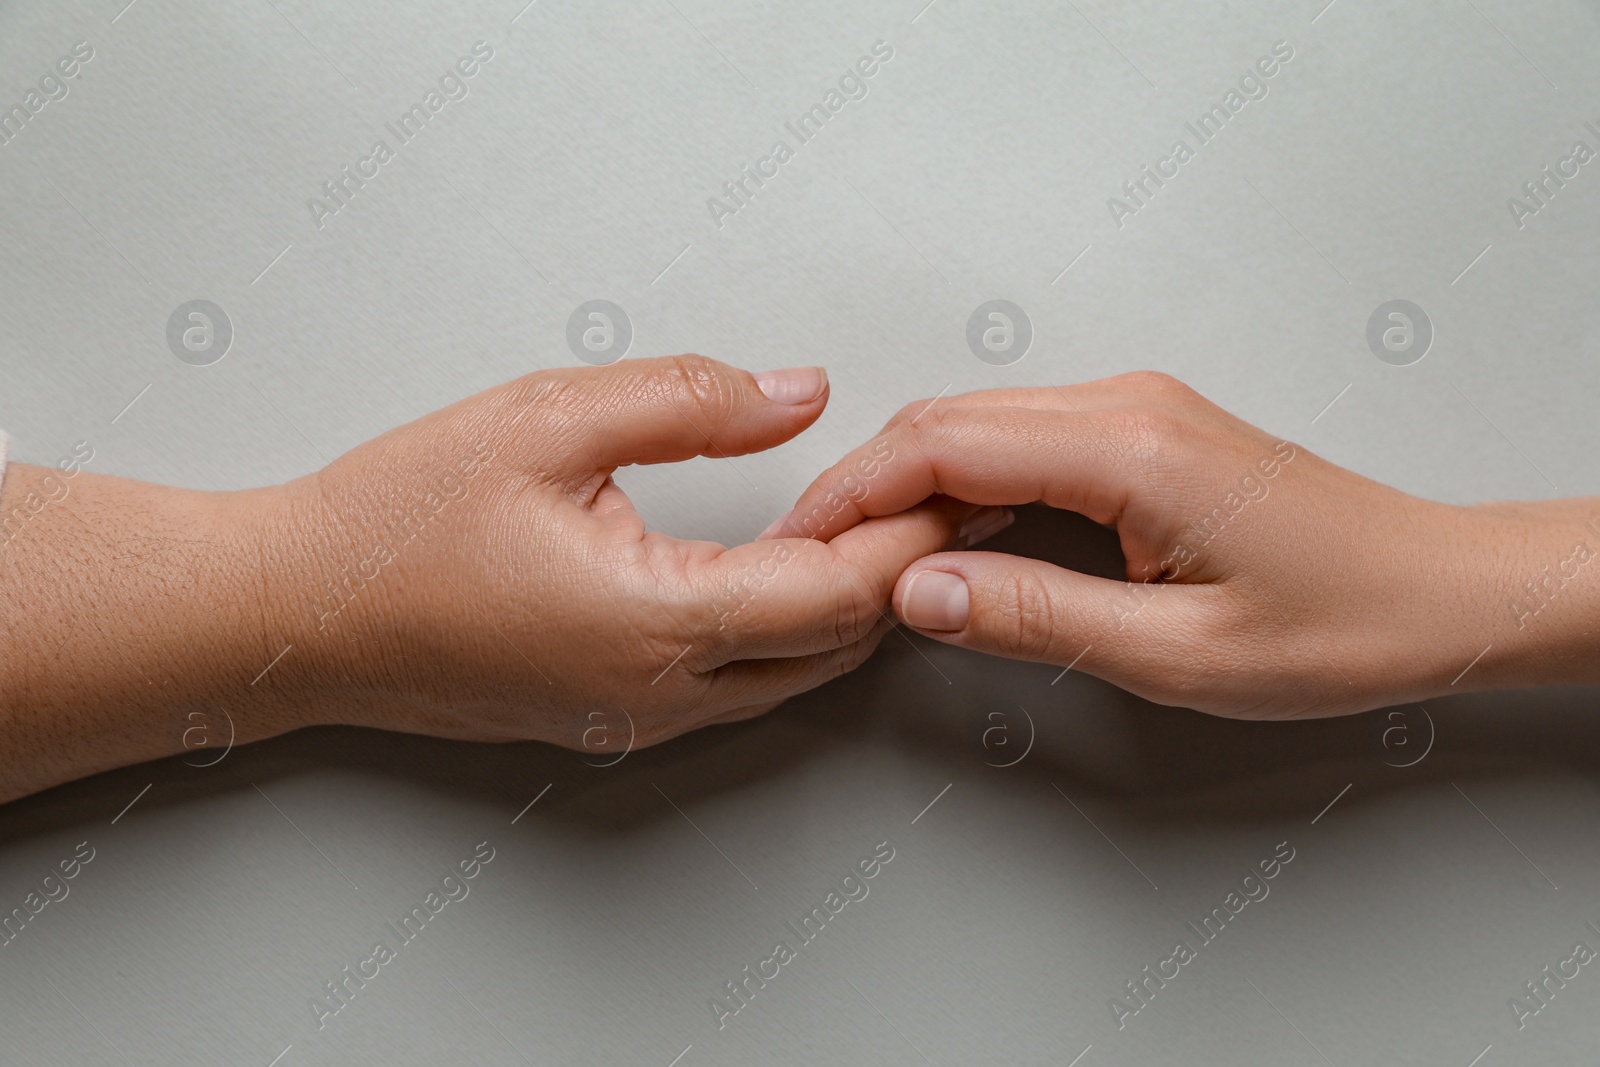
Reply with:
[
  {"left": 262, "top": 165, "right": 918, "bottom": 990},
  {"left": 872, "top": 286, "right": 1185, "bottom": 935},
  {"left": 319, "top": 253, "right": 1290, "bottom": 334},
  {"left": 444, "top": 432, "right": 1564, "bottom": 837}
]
[
  {"left": 0, "top": 463, "right": 318, "bottom": 801},
  {"left": 1468, "top": 498, "right": 1600, "bottom": 693}
]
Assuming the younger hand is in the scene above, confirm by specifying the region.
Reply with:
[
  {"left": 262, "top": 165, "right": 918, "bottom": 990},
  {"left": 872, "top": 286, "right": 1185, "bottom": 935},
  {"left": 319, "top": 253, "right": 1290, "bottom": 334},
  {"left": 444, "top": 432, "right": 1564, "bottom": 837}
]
[{"left": 765, "top": 372, "right": 1599, "bottom": 718}]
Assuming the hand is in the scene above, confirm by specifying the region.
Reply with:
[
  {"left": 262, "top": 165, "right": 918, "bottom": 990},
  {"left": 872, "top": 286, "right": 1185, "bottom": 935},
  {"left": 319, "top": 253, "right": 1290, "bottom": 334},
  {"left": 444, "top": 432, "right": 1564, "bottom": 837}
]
[
  {"left": 266, "top": 354, "right": 994, "bottom": 748},
  {"left": 0, "top": 354, "right": 999, "bottom": 800},
  {"left": 764, "top": 372, "right": 1600, "bottom": 718}
]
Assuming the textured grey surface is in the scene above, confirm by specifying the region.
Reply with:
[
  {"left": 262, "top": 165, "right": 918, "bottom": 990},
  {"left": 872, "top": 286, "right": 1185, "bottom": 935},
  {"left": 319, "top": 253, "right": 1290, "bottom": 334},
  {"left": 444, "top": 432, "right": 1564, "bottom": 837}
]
[{"left": 2, "top": 0, "right": 1599, "bottom": 1063}]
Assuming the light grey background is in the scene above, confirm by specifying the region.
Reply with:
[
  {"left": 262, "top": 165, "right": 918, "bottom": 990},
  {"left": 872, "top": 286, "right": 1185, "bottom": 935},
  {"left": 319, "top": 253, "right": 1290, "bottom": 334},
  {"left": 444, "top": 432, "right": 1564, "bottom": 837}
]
[{"left": 2, "top": 0, "right": 1599, "bottom": 1063}]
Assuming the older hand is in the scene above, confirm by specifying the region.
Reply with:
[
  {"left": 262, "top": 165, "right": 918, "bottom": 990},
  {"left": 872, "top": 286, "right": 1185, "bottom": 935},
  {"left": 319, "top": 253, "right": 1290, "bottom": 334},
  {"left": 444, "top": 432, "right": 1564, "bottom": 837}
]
[
  {"left": 0, "top": 354, "right": 999, "bottom": 800},
  {"left": 268, "top": 355, "right": 994, "bottom": 749}
]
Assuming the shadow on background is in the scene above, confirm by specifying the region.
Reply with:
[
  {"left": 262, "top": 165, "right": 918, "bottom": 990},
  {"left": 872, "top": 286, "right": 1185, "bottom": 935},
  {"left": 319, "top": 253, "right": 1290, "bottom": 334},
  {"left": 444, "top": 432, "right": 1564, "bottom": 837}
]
[{"left": 6, "top": 503, "right": 1597, "bottom": 847}]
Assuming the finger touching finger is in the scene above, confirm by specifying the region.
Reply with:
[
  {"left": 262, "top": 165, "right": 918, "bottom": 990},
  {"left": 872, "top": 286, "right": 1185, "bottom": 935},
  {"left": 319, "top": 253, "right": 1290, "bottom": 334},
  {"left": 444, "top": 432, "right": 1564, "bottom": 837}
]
[
  {"left": 892, "top": 551, "right": 1206, "bottom": 694},
  {"left": 702, "top": 618, "right": 894, "bottom": 715},
  {"left": 764, "top": 406, "right": 1155, "bottom": 543},
  {"left": 697, "top": 497, "right": 1007, "bottom": 664},
  {"left": 873, "top": 371, "right": 1208, "bottom": 435}
]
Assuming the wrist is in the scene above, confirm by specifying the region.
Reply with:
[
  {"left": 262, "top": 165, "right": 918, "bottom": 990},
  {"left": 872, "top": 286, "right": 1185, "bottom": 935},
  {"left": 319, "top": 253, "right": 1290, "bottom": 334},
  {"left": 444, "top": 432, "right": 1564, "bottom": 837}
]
[
  {"left": 235, "top": 473, "right": 394, "bottom": 732},
  {"left": 1321, "top": 497, "right": 1588, "bottom": 710},
  {"left": 1373, "top": 497, "right": 1600, "bottom": 705},
  {"left": 1467, "top": 499, "right": 1600, "bottom": 692},
  {"left": 95, "top": 477, "right": 333, "bottom": 745},
  {"left": 245, "top": 450, "right": 506, "bottom": 734}
]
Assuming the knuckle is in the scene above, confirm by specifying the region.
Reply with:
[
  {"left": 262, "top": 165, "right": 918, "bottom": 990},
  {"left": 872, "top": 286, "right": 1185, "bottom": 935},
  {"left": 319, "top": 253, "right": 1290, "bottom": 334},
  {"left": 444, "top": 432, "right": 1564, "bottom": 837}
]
[
  {"left": 500, "top": 369, "right": 576, "bottom": 427},
  {"left": 887, "top": 397, "right": 934, "bottom": 430},
  {"left": 829, "top": 586, "right": 879, "bottom": 648},
  {"left": 913, "top": 404, "right": 958, "bottom": 435},
  {"left": 1119, "top": 369, "right": 1196, "bottom": 402},
  {"left": 633, "top": 574, "right": 719, "bottom": 668},
  {"left": 501, "top": 368, "right": 611, "bottom": 448},
  {"left": 842, "top": 620, "right": 891, "bottom": 672},
  {"left": 1100, "top": 406, "right": 1183, "bottom": 465},
  {"left": 895, "top": 407, "right": 963, "bottom": 463},
  {"left": 885, "top": 396, "right": 968, "bottom": 440},
  {"left": 985, "top": 571, "right": 1060, "bottom": 660},
  {"left": 664, "top": 353, "right": 737, "bottom": 426}
]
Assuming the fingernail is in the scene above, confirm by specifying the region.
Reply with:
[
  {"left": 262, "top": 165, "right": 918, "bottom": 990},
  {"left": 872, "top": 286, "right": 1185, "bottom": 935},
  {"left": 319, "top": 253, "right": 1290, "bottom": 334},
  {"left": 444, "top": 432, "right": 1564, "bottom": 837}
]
[
  {"left": 754, "top": 367, "right": 826, "bottom": 405},
  {"left": 958, "top": 506, "right": 1014, "bottom": 547},
  {"left": 900, "top": 570, "right": 969, "bottom": 631},
  {"left": 758, "top": 512, "right": 792, "bottom": 539}
]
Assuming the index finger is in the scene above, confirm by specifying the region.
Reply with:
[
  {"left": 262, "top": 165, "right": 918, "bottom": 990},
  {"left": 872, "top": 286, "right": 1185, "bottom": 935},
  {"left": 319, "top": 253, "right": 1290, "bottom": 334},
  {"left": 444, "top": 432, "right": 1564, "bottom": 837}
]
[
  {"left": 692, "top": 495, "right": 989, "bottom": 666},
  {"left": 763, "top": 404, "right": 1157, "bottom": 543}
]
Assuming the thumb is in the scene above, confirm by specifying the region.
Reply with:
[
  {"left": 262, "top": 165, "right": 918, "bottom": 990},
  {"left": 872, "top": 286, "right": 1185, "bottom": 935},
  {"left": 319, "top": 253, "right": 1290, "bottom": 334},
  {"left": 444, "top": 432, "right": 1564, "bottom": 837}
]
[
  {"left": 892, "top": 551, "right": 1199, "bottom": 686},
  {"left": 507, "top": 354, "right": 828, "bottom": 476}
]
